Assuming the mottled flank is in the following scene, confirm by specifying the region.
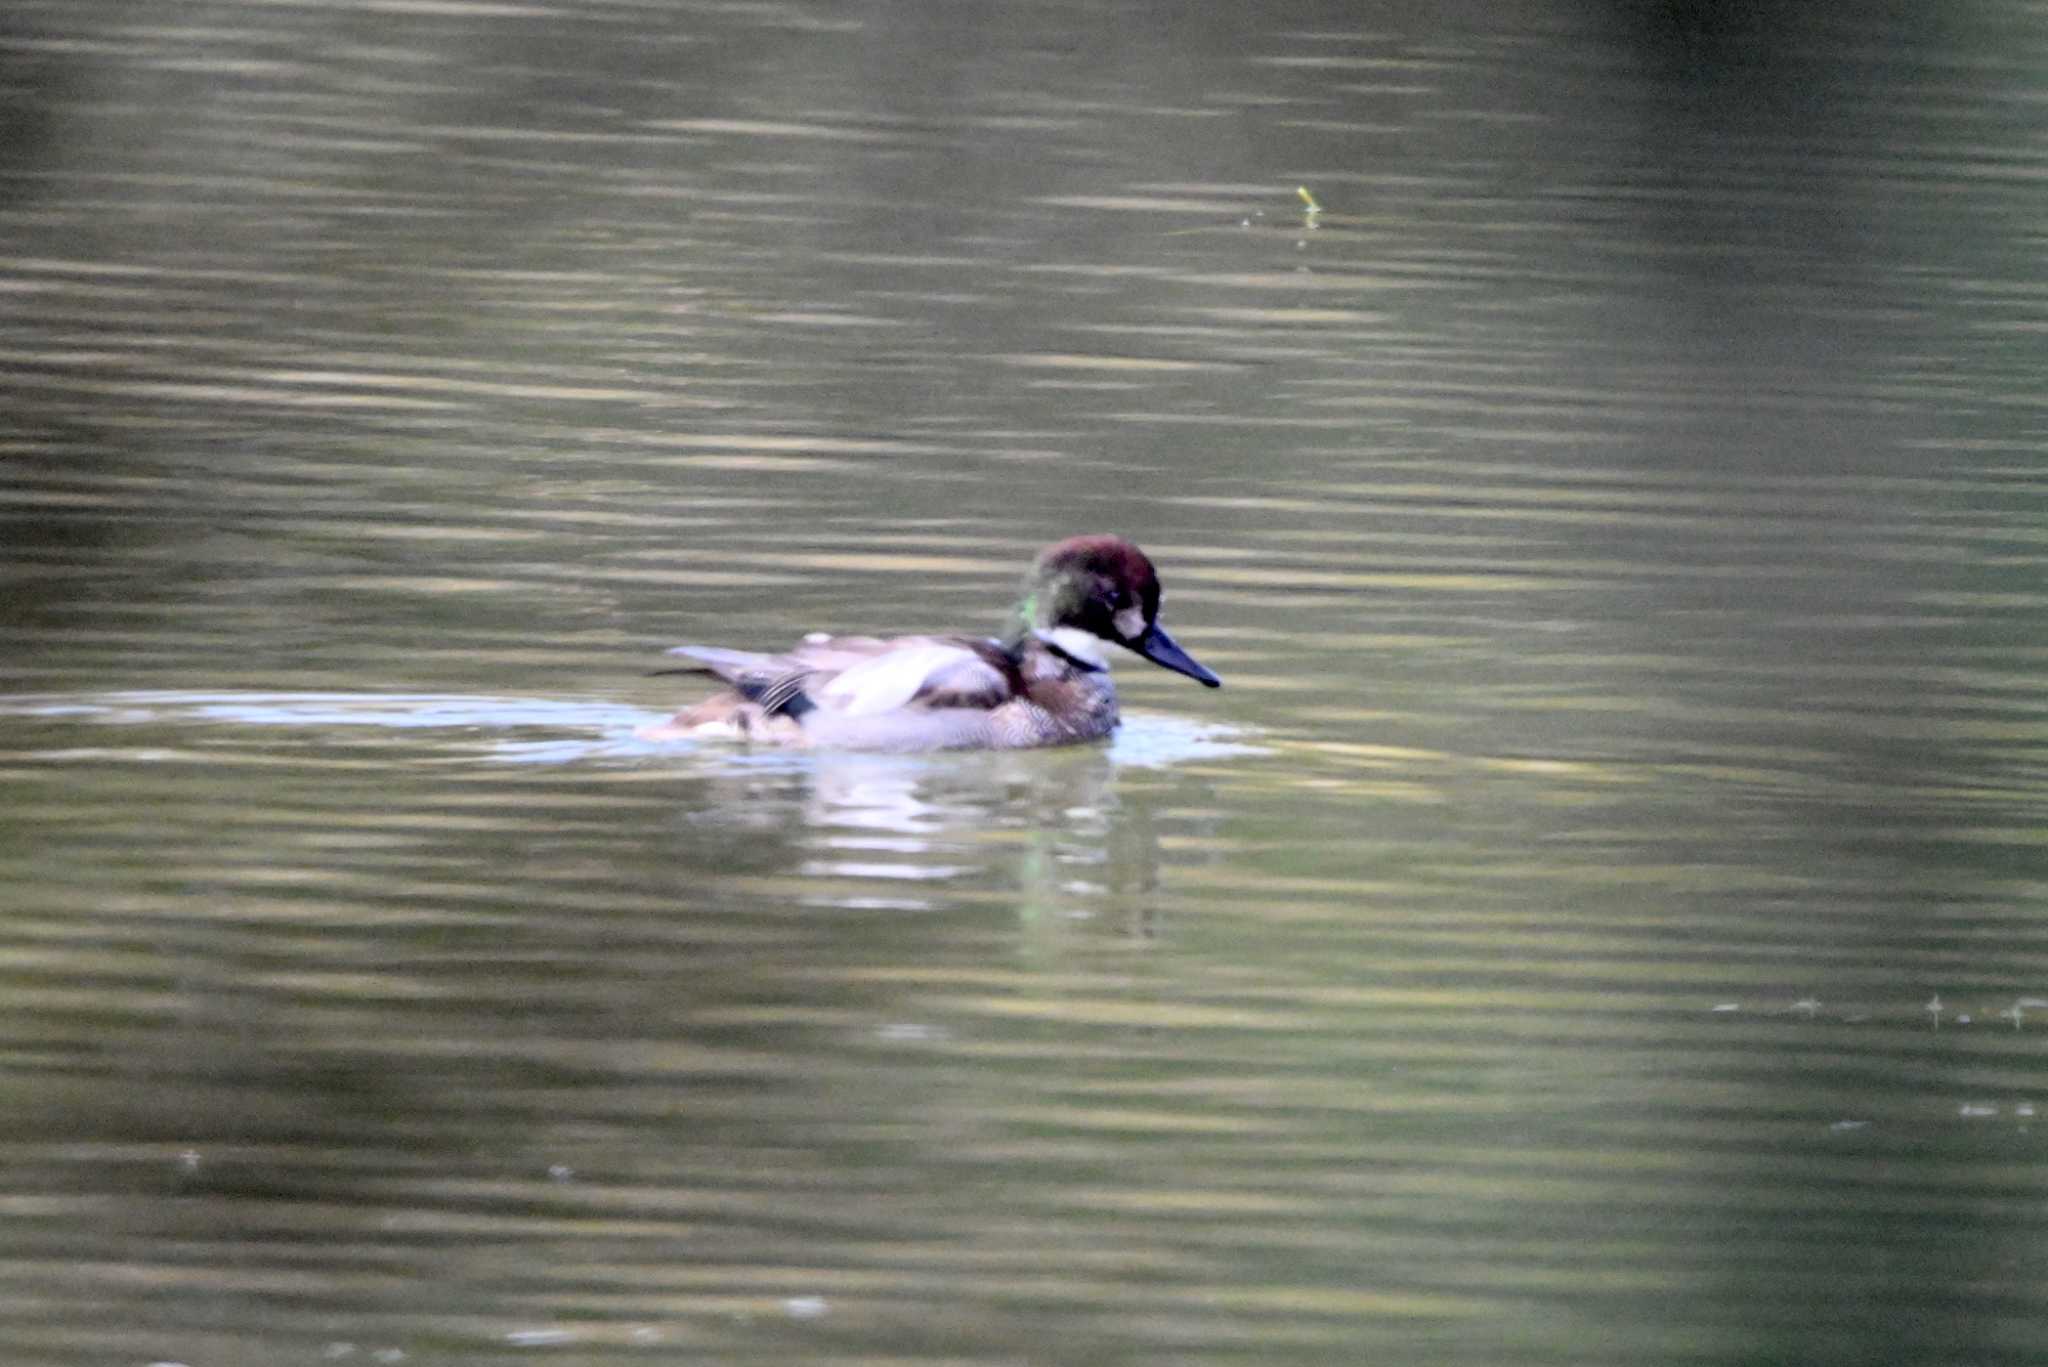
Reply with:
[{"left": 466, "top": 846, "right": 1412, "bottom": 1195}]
[{"left": 644, "top": 536, "right": 1218, "bottom": 751}]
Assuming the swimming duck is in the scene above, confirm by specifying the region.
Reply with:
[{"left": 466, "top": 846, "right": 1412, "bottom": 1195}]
[{"left": 643, "top": 535, "right": 1220, "bottom": 751}]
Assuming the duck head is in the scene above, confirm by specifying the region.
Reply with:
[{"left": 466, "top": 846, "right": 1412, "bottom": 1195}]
[{"left": 1014, "top": 535, "right": 1221, "bottom": 687}]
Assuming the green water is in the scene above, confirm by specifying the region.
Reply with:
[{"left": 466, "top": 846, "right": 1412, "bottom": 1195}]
[{"left": 5, "top": 2, "right": 2048, "bottom": 1363}]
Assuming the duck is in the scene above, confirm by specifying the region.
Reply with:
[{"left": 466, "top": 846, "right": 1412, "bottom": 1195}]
[{"left": 641, "top": 535, "right": 1220, "bottom": 751}]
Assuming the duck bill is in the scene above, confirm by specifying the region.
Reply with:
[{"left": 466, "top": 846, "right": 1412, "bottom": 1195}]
[{"left": 1130, "top": 623, "right": 1222, "bottom": 687}]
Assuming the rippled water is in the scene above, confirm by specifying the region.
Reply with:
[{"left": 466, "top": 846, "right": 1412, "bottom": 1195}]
[{"left": 7, "top": 1, "right": 2048, "bottom": 1363}]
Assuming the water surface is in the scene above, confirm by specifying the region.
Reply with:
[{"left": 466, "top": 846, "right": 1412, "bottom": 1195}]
[{"left": 6, "top": 2, "right": 2048, "bottom": 1364}]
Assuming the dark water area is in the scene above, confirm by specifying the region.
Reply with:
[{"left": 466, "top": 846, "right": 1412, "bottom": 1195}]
[{"left": 6, "top": 1, "right": 2048, "bottom": 1364}]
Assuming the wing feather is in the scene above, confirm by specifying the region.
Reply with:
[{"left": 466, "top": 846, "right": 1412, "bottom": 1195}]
[
  {"left": 664, "top": 635, "right": 1020, "bottom": 721},
  {"left": 663, "top": 645, "right": 783, "bottom": 680},
  {"left": 814, "top": 639, "right": 1012, "bottom": 716}
]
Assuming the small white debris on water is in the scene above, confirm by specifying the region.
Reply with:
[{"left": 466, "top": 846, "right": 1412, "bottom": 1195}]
[
  {"left": 547, "top": 1164, "right": 574, "bottom": 1182},
  {"left": 2019, "top": 1104, "right": 2037, "bottom": 1118},
  {"left": 177, "top": 1150, "right": 201, "bottom": 1174},
  {"left": 1959, "top": 1104, "right": 1999, "bottom": 1118},
  {"left": 1711, "top": 1003, "right": 1740, "bottom": 1012},
  {"left": 322, "top": 1347, "right": 357, "bottom": 1361},
  {"left": 506, "top": 1329, "right": 574, "bottom": 1347},
  {"left": 783, "top": 1296, "right": 828, "bottom": 1319},
  {"left": 877, "top": 1022, "right": 942, "bottom": 1041},
  {"left": 1828, "top": 1120, "right": 1869, "bottom": 1132}
]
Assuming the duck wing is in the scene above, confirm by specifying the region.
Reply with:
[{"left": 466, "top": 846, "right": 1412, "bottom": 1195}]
[
  {"left": 812, "top": 635, "right": 1016, "bottom": 716},
  {"left": 660, "top": 644, "right": 818, "bottom": 715},
  {"left": 661, "top": 644, "right": 785, "bottom": 680},
  {"left": 663, "top": 635, "right": 1017, "bottom": 719}
]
